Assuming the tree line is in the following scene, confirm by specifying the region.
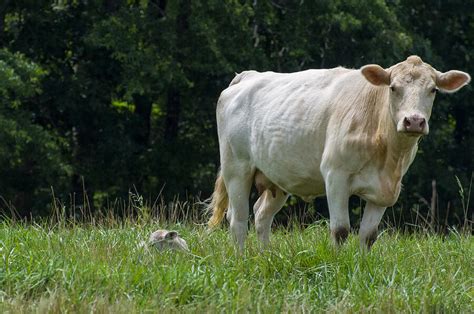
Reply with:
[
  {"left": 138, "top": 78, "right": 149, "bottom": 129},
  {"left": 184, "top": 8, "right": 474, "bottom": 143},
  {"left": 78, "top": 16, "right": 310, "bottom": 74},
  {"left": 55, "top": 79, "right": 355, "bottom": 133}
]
[{"left": 0, "top": 0, "right": 472, "bottom": 227}]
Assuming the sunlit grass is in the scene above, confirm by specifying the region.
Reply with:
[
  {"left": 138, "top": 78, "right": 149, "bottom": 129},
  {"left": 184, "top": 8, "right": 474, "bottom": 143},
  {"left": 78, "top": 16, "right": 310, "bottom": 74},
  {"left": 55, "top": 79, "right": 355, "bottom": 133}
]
[{"left": 1, "top": 220, "right": 473, "bottom": 313}]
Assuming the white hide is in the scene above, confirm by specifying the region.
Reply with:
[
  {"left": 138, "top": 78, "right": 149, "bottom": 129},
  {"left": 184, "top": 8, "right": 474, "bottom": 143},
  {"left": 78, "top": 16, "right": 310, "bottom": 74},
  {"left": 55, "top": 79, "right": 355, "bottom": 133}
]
[{"left": 215, "top": 56, "right": 470, "bottom": 250}]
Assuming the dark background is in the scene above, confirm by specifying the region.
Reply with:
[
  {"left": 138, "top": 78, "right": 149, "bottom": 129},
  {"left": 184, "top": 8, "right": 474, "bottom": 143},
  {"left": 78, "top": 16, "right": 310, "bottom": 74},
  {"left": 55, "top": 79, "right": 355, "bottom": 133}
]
[{"left": 0, "top": 0, "right": 472, "bottom": 229}]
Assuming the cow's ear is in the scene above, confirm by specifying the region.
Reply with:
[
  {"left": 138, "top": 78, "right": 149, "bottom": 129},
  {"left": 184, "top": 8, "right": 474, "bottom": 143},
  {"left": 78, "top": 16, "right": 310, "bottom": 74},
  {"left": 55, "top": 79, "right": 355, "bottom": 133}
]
[
  {"left": 165, "top": 231, "right": 178, "bottom": 240},
  {"left": 436, "top": 70, "right": 471, "bottom": 93},
  {"left": 361, "top": 65, "right": 390, "bottom": 86}
]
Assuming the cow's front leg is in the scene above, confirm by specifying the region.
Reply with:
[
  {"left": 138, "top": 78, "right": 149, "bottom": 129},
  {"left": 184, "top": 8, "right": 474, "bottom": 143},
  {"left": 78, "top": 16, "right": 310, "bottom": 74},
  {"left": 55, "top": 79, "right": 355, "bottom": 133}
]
[
  {"left": 359, "top": 202, "right": 386, "bottom": 251},
  {"left": 324, "top": 170, "right": 351, "bottom": 246}
]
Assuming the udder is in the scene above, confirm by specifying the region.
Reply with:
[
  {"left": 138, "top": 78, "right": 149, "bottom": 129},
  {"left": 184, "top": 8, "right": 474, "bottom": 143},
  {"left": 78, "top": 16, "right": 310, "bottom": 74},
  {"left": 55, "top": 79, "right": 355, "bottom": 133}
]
[{"left": 254, "top": 170, "right": 277, "bottom": 197}]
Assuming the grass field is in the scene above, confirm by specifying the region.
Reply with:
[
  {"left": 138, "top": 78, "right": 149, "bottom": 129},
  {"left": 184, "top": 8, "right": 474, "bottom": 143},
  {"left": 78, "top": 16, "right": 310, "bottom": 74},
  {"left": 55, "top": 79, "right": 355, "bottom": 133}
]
[{"left": 1, "top": 219, "right": 473, "bottom": 313}]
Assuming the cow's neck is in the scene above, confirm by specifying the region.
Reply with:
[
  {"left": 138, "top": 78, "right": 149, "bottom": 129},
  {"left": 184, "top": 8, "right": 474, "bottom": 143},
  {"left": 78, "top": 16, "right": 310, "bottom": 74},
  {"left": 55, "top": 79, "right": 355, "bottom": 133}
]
[
  {"left": 375, "top": 93, "right": 419, "bottom": 179},
  {"left": 344, "top": 82, "right": 419, "bottom": 179}
]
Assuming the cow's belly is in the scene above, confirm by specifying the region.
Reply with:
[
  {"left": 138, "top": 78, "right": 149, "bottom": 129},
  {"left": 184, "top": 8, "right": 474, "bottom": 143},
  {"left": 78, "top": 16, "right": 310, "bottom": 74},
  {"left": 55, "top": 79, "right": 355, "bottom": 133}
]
[
  {"left": 264, "top": 171, "right": 326, "bottom": 201},
  {"left": 253, "top": 143, "right": 325, "bottom": 200},
  {"left": 274, "top": 173, "right": 326, "bottom": 200}
]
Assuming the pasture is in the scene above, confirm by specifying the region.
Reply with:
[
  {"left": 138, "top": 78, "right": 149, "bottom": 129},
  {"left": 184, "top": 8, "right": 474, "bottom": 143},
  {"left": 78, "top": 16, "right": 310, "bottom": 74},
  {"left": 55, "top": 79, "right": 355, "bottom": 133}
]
[{"left": 1, "top": 215, "right": 472, "bottom": 313}]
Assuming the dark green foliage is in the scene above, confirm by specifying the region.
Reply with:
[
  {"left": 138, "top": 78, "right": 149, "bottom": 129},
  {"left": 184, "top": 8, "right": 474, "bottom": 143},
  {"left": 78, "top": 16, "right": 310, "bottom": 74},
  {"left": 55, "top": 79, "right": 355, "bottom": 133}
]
[
  {"left": 0, "top": 49, "right": 71, "bottom": 216},
  {"left": 0, "top": 1, "right": 472, "bottom": 227}
]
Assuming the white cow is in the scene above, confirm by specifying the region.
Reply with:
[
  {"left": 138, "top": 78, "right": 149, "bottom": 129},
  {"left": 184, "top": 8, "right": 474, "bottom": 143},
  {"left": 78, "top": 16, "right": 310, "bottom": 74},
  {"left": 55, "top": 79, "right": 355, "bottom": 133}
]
[{"left": 207, "top": 56, "right": 470, "bottom": 251}]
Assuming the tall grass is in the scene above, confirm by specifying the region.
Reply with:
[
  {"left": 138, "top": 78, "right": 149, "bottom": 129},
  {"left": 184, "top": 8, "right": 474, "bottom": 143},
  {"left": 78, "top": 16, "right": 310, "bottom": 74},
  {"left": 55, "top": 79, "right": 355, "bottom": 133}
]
[{"left": 1, "top": 198, "right": 473, "bottom": 313}]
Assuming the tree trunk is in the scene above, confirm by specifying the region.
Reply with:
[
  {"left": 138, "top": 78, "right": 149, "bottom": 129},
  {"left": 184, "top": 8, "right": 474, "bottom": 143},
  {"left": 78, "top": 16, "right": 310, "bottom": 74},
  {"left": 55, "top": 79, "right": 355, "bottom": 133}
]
[
  {"left": 164, "top": 88, "right": 181, "bottom": 142},
  {"left": 149, "top": 0, "right": 167, "bottom": 18},
  {"left": 104, "top": 0, "right": 120, "bottom": 13},
  {"left": 163, "top": 0, "right": 190, "bottom": 143},
  {"left": 133, "top": 94, "right": 152, "bottom": 147},
  {"left": 452, "top": 104, "right": 470, "bottom": 171},
  {"left": 430, "top": 179, "right": 437, "bottom": 230},
  {"left": 0, "top": 0, "right": 11, "bottom": 47}
]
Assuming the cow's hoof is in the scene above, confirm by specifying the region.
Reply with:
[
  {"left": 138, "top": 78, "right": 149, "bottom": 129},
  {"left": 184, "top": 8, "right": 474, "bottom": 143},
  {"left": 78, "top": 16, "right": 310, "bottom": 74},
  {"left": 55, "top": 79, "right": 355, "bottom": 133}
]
[
  {"left": 361, "top": 229, "right": 378, "bottom": 251},
  {"left": 332, "top": 226, "right": 349, "bottom": 245}
]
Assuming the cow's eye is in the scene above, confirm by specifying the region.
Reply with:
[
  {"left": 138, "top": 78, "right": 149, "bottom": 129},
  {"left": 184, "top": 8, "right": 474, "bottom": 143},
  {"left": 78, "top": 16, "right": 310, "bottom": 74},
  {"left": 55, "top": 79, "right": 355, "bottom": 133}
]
[
  {"left": 431, "top": 87, "right": 439, "bottom": 94},
  {"left": 390, "top": 86, "right": 396, "bottom": 92}
]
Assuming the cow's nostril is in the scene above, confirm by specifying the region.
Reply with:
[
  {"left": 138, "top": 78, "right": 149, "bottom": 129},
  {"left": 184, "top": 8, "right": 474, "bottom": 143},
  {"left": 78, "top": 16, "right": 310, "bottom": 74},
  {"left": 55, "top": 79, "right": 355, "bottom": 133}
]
[
  {"left": 404, "top": 117, "right": 411, "bottom": 127},
  {"left": 419, "top": 119, "right": 426, "bottom": 128}
]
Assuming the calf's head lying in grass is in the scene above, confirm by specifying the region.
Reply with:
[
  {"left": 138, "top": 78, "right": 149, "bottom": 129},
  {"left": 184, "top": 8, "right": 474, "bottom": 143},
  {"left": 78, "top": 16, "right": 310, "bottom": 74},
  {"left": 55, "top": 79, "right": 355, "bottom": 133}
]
[{"left": 147, "top": 229, "right": 189, "bottom": 251}]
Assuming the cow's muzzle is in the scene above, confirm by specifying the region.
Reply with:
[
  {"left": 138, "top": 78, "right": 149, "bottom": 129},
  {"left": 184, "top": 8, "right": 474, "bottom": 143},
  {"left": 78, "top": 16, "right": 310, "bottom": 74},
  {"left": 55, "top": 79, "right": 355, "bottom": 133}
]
[{"left": 400, "top": 114, "right": 428, "bottom": 135}]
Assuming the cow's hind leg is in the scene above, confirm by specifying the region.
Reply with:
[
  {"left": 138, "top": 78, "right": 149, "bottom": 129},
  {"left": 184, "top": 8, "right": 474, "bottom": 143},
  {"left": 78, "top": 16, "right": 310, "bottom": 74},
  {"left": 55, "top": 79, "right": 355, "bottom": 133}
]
[
  {"left": 253, "top": 189, "right": 288, "bottom": 247},
  {"left": 359, "top": 202, "right": 386, "bottom": 251},
  {"left": 222, "top": 163, "right": 253, "bottom": 252}
]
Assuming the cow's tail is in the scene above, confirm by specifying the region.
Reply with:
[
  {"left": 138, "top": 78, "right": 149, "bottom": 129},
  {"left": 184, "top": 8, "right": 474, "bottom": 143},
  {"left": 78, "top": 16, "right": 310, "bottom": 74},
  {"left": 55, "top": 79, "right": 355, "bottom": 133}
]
[{"left": 206, "top": 170, "right": 228, "bottom": 229}]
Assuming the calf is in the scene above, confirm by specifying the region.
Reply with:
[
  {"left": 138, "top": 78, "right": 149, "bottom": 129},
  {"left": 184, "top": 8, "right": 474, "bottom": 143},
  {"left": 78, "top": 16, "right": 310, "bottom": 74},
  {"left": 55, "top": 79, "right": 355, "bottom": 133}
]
[{"left": 148, "top": 229, "right": 189, "bottom": 251}]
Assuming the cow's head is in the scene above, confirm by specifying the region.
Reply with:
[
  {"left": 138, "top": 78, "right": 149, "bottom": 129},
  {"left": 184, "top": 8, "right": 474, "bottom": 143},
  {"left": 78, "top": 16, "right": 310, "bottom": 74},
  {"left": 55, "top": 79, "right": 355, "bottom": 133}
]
[{"left": 360, "top": 56, "right": 470, "bottom": 136}]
